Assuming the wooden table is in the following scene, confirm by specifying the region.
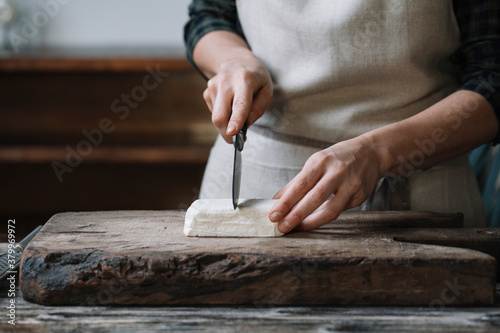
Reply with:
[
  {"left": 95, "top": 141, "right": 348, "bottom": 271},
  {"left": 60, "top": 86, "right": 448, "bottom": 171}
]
[
  {"left": 1, "top": 283, "right": 499, "bottom": 332},
  {"left": 19, "top": 211, "right": 499, "bottom": 306},
  {"left": 5, "top": 210, "right": 500, "bottom": 331}
]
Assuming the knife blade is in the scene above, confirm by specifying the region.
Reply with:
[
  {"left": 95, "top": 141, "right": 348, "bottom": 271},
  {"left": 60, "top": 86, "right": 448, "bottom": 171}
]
[{"left": 232, "top": 123, "right": 247, "bottom": 209}]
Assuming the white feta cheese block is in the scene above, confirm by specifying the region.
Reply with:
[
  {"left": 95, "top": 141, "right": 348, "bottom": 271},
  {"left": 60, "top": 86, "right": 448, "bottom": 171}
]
[{"left": 184, "top": 199, "right": 284, "bottom": 237}]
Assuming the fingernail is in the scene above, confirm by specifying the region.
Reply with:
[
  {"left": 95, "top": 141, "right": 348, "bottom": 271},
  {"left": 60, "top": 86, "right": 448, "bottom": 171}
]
[
  {"left": 227, "top": 123, "right": 236, "bottom": 134},
  {"left": 270, "top": 211, "right": 283, "bottom": 222},
  {"left": 279, "top": 221, "right": 291, "bottom": 233}
]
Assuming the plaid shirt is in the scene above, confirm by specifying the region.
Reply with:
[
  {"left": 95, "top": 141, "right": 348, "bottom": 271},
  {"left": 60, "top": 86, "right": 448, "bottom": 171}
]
[{"left": 184, "top": 0, "right": 500, "bottom": 140}]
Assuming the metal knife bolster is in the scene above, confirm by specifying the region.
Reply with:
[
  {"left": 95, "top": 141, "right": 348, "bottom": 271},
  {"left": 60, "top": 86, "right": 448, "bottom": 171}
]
[{"left": 232, "top": 124, "right": 247, "bottom": 209}]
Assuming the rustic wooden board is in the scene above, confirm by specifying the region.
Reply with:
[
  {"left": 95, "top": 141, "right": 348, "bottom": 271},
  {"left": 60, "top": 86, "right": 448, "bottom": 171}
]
[{"left": 19, "top": 210, "right": 497, "bottom": 306}]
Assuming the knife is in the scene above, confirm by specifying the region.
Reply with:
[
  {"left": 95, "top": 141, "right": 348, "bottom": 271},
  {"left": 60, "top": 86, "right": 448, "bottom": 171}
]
[{"left": 232, "top": 123, "right": 247, "bottom": 209}]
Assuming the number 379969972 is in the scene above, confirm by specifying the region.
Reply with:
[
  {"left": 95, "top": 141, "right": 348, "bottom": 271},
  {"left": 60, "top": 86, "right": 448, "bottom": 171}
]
[{"left": 7, "top": 219, "right": 16, "bottom": 270}]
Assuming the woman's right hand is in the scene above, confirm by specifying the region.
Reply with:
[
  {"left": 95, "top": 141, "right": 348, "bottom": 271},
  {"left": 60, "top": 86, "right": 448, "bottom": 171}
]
[
  {"left": 203, "top": 55, "right": 273, "bottom": 143},
  {"left": 193, "top": 31, "right": 273, "bottom": 143}
]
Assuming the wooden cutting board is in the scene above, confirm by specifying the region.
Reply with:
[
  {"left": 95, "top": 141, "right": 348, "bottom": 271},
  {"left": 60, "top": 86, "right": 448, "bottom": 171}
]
[{"left": 19, "top": 210, "right": 498, "bottom": 306}]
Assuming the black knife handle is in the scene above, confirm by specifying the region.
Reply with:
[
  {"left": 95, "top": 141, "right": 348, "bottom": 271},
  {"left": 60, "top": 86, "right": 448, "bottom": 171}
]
[{"left": 234, "top": 123, "right": 248, "bottom": 151}]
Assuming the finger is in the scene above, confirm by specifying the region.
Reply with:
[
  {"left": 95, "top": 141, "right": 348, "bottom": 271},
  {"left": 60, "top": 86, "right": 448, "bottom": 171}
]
[
  {"left": 227, "top": 84, "right": 253, "bottom": 136},
  {"left": 344, "top": 190, "right": 366, "bottom": 211},
  {"left": 276, "top": 178, "right": 337, "bottom": 233},
  {"left": 248, "top": 84, "right": 273, "bottom": 125},
  {"left": 268, "top": 167, "right": 322, "bottom": 226},
  {"left": 203, "top": 88, "right": 214, "bottom": 113},
  {"left": 270, "top": 189, "right": 287, "bottom": 222},
  {"left": 212, "top": 85, "right": 234, "bottom": 143},
  {"left": 270, "top": 153, "right": 328, "bottom": 222},
  {"left": 295, "top": 189, "right": 350, "bottom": 230},
  {"left": 272, "top": 187, "right": 285, "bottom": 200},
  {"left": 269, "top": 184, "right": 290, "bottom": 221},
  {"left": 294, "top": 199, "right": 331, "bottom": 230}
]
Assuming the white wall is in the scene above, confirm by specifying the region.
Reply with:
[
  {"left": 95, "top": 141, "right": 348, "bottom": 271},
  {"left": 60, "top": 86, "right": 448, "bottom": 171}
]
[{"left": 3, "top": 0, "right": 191, "bottom": 52}]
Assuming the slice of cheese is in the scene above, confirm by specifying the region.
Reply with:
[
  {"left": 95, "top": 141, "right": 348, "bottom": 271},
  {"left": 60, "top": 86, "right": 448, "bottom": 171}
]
[{"left": 184, "top": 199, "right": 284, "bottom": 237}]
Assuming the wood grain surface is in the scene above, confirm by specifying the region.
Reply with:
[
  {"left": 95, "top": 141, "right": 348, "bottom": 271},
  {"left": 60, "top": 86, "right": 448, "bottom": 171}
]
[
  {"left": 2, "top": 292, "right": 500, "bottom": 333},
  {"left": 19, "top": 210, "right": 497, "bottom": 306}
]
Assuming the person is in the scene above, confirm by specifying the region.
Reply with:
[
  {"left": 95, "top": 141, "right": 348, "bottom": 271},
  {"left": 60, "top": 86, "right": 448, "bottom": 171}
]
[{"left": 184, "top": 0, "right": 500, "bottom": 231}]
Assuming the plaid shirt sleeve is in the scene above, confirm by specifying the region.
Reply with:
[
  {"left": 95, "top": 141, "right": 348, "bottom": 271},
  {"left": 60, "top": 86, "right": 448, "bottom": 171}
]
[
  {"left": 453, "top": 0, "right": 500, "bottom": 143},
  {"left": 183, "top": 0, "right": 245, "bottom": 79}
]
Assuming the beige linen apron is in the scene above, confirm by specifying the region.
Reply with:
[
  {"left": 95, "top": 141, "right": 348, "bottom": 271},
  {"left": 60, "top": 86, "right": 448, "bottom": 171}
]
[{"left": 199, "top": 0, "right": 486, "bottom": 227}]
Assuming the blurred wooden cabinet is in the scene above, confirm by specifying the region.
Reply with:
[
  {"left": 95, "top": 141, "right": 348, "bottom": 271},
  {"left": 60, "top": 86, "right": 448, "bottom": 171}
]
[{"left": 0, "top": 47, "right": 216, "bottom": 239}]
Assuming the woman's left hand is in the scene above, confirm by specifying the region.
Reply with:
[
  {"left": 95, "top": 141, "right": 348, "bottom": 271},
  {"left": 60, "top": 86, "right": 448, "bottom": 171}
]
[
  {"left": 268, "top": 90, "right": 500, "bottom": 234},
  {"left": 269, "top": 136, "right": 383, "bottom": 233}
]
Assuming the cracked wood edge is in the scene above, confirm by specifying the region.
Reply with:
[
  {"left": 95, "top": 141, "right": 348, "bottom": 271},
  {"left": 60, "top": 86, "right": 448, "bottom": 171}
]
[{"left": 19, "top": 210, "right": 496, "bottom": 306}]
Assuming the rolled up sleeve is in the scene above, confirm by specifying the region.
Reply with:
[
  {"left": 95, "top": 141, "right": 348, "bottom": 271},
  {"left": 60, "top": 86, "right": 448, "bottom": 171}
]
[{"left": 183, "top": 0, "right": 245, "bottom": 78}]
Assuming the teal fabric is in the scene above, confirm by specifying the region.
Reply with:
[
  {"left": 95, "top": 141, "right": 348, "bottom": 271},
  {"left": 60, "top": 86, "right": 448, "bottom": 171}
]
[{"left": 470, "top": 144, "right": 500, "bottom": 226}]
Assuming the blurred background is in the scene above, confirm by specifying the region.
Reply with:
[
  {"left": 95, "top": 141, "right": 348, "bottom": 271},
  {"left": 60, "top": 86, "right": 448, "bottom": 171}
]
[
  {"left": 0, "top": 0, "right": 216, "bottom": 240},
  {"left": 0, "top": 0, "right": 189, "bottom": 50}
]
